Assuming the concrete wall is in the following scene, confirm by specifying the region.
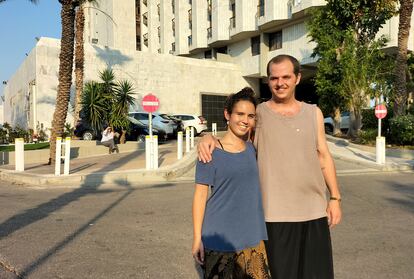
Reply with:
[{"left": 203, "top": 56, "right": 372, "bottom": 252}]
[{"left": 4, "top": 37, "right": 249, "bottom": 132}]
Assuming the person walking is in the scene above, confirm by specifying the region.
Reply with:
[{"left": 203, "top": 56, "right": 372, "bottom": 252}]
[
  {"left": 198, "top": 55, "right": 342, "bottom": 279},
  {"left": 192, "top": 88, "right": 271, "bottom": 279}
]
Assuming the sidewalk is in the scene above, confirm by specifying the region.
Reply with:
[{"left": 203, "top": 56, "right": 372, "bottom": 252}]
[{"left": 0, "top": 136, "right": 412, "bottom": 187}]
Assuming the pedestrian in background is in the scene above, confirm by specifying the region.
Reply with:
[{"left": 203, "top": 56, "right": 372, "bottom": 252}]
[{"left": 101, "top": 126, "right": 118, "bottom": 154}]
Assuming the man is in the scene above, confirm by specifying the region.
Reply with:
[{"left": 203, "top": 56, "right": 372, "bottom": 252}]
[{"left": 198, "top": 54, "right": 342, "bottom": 279}]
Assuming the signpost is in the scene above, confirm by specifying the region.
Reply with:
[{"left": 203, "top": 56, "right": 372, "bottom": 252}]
[
  {"left": 142, "top": 94, "right": 160, "bottom": 169},
  {"left": 375, "top": 103, "right": 387, "bottom": 165}
]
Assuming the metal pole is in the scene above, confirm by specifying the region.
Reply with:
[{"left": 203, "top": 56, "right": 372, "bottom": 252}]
[
  {"left": 177, "top": 131, "right": 183, "bottom": 159},
  {"left": 15, "top": 138, "right": 24, "bottom": 172},
  {"left": 63, "top": 137, "right": 71, "bottom": 175},
  {"left": 55, "top": 137, "right": 62, "bottom": 175}
]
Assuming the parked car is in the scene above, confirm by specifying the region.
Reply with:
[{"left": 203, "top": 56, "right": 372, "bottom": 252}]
[
  {"left": 128, "top": 112, "right": 175, "bottom": 138},
  {"left": 74, "top": 118, "right": 167, "bottom": 142},
  {"left": 324, "top": 112, "right": 350, "bottom": 134},
  {"left": 74, "top": 120, "right": 98, "bottom": 140},
  {"left": 126, "top": 117, "right": 167, "bottom": 142},
  {"left": 159, "top": 113, "right": 184, "bottom": 136},
  {"left": 172, "top": 114, "right": 208, "bottom": 135}
]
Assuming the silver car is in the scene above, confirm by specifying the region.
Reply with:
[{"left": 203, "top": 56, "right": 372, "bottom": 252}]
[{"left": 128, "top": 112, "right": 175, "bottom": 138}]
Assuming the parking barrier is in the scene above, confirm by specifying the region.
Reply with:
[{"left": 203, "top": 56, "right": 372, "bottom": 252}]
[
  {"left": 185, "top": 128, "right": 190, "bottom": 153},
  {"left": 15, "top": 138, "right": 24, "bottom": 172},
  {"left": 145, "top": 135, "right": 159, "bottom": 169},
  {"left": 55, "top": 137, "right": 71, "bottom": 176},
  {"left": 177, "top": 131, "right": 183, "bottom": 159}
]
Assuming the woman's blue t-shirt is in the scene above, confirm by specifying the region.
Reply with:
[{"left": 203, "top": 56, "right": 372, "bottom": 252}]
[{"left": 195, "top": 142, "right": 267, "bottom": 252}]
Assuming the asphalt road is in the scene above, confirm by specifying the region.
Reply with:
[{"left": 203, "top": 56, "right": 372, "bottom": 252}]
[{"left": 0, "top": 171, "right": 413, "bottom": 279}]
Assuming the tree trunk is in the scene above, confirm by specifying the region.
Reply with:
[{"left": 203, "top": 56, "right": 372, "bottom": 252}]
[
  {"left": 393, "top": 0, "right": 413, "bottom": 116},
  {"left": 73, "top": 3, "right": 85, "bottom": 129},
  {"left": 49, "top": 0, "right": 76, "bottom": 164},
  {"left": 333, "top": 107, "right": 342, "bottom": 136}
]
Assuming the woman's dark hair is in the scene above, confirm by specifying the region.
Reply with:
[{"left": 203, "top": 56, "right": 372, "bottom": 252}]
[{"left": 224, "top": 87, "right": 257, "bottom": 116}]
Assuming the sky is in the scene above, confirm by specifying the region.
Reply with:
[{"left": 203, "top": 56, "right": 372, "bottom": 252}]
[{"left": 0, "top": 0, "right": 61, "bottom": 99}]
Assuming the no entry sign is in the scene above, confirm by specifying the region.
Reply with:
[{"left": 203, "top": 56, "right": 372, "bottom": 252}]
[
  {"left": 375, "top": 104, "right": 387, "bottom": 119},
  {"left": 142, "top": 94, "right": 159, "bottom": 113}
]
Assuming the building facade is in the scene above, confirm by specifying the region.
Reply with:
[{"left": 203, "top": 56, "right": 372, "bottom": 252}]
[{"left": 3, "top": 0, "right": 413, "bottom": 132}]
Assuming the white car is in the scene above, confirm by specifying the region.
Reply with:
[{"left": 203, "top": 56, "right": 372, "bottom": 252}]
[
  {"left": 324, "top": 112, "right": 350, "bottom": 134},
  {"left": 128, "top": 112, "right": 175, "bottom": 137},
  {"left": 172, "top": 114, "right": 208, "bottom": 135}
]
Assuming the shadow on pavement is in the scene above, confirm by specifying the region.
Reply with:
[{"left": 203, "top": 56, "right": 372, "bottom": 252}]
[
  {"left": 0, "top": 151, "right": 145, "bottom": 277},
  {"left": 386, "top": 181, "right": 414, "bottom": 214}
]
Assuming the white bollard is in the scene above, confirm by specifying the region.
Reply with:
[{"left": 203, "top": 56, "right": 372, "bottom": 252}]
[
  {"left": 212, "top": 123, "right": 217, "bottom": 136},
  {"left": 153, "top": 135, "right": 159, "bottom": 169},
  {"left": 177, "top": 131, "right": 183, "bottom": 159},
  {"left": 63, "top": 137, "right": 71, "bottom": 175},
  {"left": 15, "top": 138, "right": 24, "bottom": 172},
  {"left": 55, "top": 137, "right": 62, "bottom": 176},
  {"left": 185, "top": 128, "right": 190, "bottom": 153},
  {"left": 376, "top": 136, "right": 386, "bottom": 165},
  {"left": 145, "top": 135, "right": 151, "bottom": 170},
  {"left": 190, "top": 127, "right": 195, "bottom": 149}
]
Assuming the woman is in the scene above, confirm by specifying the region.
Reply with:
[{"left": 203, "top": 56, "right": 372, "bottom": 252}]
[
  {"left": 192, "top": 87, "right": 271, "bottom": 279},
  {"left": 101, "top": 126, "right": 118, "bottom": 154}
]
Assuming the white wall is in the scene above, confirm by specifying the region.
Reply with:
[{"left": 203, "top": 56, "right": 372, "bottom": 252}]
[{"left": 4, "top": 37, "right": 250, "bottom": 131}]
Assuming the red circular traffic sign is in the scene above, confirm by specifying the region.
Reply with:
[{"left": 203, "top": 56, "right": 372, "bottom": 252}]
[
  {"left": 375, "top": 104, "right": 387, "bottom": 119},
  {"left": 142, "top": 94, "right": 159, "bottom": 113}
]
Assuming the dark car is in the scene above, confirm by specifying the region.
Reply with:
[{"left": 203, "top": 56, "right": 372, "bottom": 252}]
[
  {"left": 126, "top": 117, "right": 168, "bottom": 142},
  {"left": 74, "top": 118, "right": 167, "bottom": 142},
  {"left": 74, "top": 120, "right": 99, "bottom": 140}
]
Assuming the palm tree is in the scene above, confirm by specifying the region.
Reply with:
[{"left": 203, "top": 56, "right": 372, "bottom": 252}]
[
  {"left": 393, "top": 0, "right": 413, "bottom": 116},
  {"left": 73, "top": 1, "right": 86, "bottom": 129},
  {"left": 80, "top": 69, "right": 136, "bottom": 142},
  {"left": 49, "top": 0, "right": 79, "bottom": 164},
  {"left": 73, "top": 1, "right": 114, "bottom": 129}
]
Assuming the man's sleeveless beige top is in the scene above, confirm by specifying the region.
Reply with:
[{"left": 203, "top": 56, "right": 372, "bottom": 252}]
[{"left": 254, "top": 102, "right": 327, "bottom": 222}]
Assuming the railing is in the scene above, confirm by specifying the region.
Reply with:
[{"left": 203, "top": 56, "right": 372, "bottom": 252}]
[
  {"left": 143, "top": 12, "right": 148, "bottom": 26},
  {"left": 143, "top": 33, "right": 148, "bottom": 47},
  {"left": 257, "top": 4, "right": 264, "bottom": 17},
  {"left": 229, "top": 16, "right": 235, "bottom": 29}
]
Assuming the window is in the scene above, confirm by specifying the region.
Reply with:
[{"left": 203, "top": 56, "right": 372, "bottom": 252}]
[
  {"left": 216, "top": 46, "right": 228, "bottom": 54},
  {"left": 172, "top": 0, "right": 175, "bottom": 14},
  {"left": 172, "top": 18, "right": 175, "bottom": 36},
  {"left": 269, "top": 31, "right": 282, "bottom": 51},
  {"left": 251, "top": 36, "right": 260, "bottom": 56},
  {"left": 204, "top": 50, "right": 212, "bottom": 59},
  {"left": 171, "top": 42, "right": 176, "bottom": 52},
  {"left": 188, "top": 35, "right": 192, "bottom": 46}
]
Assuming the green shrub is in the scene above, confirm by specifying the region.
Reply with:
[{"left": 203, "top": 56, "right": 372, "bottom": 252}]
[
  {"left": 389, "top": 114, "right": 414, "bottom": 145},
  {"left": 357, "top": 129, "right": 377, "bottom": 145},
  {"left": 361, "top": 109, "right": 378, "bottom": 129}
]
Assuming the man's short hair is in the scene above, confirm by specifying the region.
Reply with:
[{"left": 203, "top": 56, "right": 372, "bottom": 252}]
[{"left": 266, "top": 55, "right": 301, "bottom": 77}]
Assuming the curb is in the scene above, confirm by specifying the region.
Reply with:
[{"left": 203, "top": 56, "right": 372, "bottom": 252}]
[{"left": 0, "top": 149, "right": 197, "bottom": 187}]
